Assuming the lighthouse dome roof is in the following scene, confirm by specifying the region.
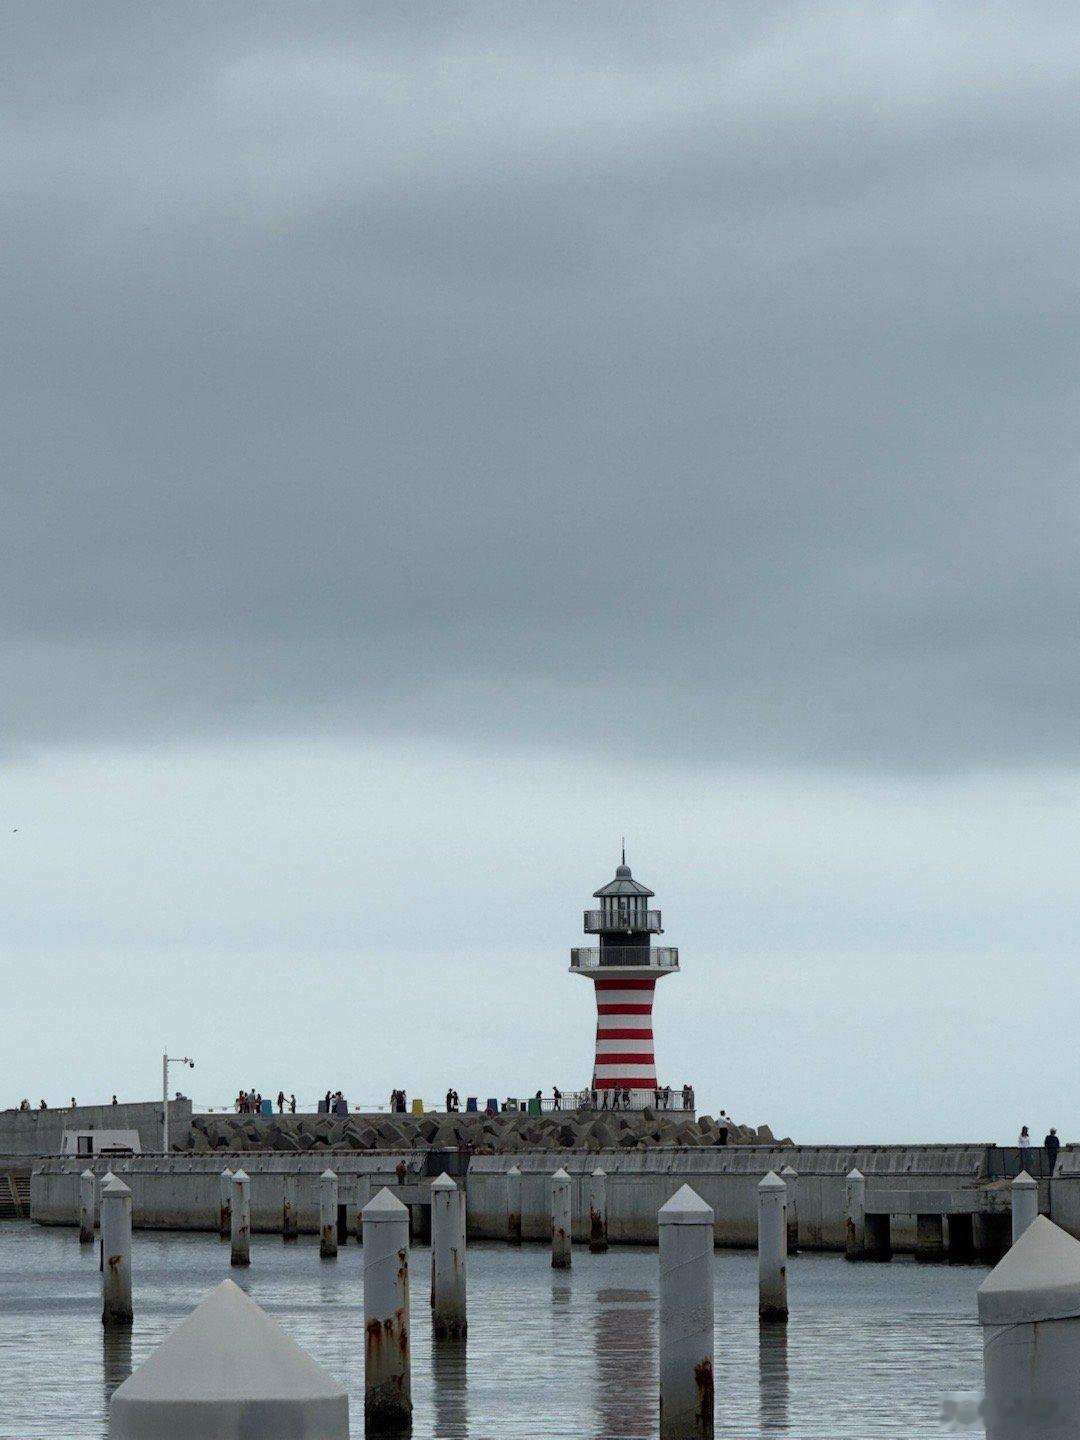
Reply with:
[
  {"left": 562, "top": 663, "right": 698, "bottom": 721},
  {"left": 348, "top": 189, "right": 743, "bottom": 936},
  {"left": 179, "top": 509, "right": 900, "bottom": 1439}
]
[{"left": 593, "top": 860, "right": 654, "bottom": 898}]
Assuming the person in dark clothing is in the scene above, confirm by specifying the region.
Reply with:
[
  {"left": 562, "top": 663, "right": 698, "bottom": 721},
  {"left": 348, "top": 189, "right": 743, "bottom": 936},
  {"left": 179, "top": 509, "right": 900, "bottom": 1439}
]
[
  {"left": 277, "top": 1091, "right": 285, "bottom": 1114},
  {"left": 1045, "top": 1128, "right": 1061, "bottom": 1173}
]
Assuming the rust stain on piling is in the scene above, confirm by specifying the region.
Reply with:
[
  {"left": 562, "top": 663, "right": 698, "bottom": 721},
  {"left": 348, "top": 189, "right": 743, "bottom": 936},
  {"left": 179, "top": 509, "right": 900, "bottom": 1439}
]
[
  {"left": 694, "top": 1357, "right": 714, "bottom": 1433},
  {"left": 106, "top": 1253, "right": 122, "bottom": 1272}
]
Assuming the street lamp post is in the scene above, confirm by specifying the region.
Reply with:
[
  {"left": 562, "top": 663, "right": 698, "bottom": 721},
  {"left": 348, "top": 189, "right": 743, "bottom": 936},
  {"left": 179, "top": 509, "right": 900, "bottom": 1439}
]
[{"left": 162, "top": 1052, "right": 195, "bottom": 1154}]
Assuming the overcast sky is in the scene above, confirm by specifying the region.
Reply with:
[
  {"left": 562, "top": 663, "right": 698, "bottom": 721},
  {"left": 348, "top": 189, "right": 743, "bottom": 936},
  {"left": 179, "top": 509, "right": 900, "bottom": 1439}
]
[{"left": 2, "top": 2, "right": 1078, "bottom": 1143}]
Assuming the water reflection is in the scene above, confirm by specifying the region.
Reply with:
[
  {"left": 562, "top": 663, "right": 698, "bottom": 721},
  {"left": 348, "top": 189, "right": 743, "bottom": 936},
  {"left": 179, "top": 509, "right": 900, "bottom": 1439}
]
[
  {"left": 593, "top": 1289, "right": 654, "bottom": 1440},
  {"left": 101, "top": 1326, "right": 132, "bottom": 1414},
  {"left": 758, "top": 1323, "right": 789, "bottom": 1432},
  {"left": 432, "top": 1339, "right": 468, "bottom": 1438}
]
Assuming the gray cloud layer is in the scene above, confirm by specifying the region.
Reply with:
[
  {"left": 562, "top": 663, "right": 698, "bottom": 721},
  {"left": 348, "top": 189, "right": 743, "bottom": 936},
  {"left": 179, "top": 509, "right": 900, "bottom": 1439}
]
[{"left": 3, "top": 2, "right": 1078, "bottom": 765}]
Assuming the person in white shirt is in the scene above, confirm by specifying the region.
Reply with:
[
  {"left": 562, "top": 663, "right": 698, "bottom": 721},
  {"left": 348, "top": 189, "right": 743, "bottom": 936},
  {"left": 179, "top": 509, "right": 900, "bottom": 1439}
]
[{"left": 1018, "top": 1125, "right": 1032, "bottom": 1173}]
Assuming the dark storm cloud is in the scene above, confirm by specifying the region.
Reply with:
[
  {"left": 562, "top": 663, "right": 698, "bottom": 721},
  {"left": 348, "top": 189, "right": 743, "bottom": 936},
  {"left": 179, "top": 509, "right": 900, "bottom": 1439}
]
[{"left": 2, "top": 1, "right": 1078, "bottom": 764}]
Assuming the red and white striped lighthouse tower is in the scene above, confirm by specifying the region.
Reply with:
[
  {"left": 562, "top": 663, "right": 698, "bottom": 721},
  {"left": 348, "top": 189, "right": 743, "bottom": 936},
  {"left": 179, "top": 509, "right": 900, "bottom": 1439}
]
[{"left": 570, "top": 850, "right": 679, "bottom": 1098}]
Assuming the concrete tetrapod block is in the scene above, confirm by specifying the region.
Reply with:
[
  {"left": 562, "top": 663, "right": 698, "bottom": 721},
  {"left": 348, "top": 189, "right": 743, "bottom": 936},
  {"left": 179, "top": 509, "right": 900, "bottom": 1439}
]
[
  {"left": 109, "top": 1278, "right": 349, "bottom": 1440},
  {"left": 978, "top": 1216, "right": 1080, "bottom": 1439}
]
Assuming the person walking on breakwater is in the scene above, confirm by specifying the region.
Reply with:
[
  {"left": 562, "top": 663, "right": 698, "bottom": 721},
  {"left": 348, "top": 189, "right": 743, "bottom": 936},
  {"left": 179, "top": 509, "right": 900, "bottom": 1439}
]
[
  {"left": 1018, "top": 1125, "right": 1032, "bottom": 1172},
  {"left": 552, "top": 1087, "right": 562, "bottom": 1111},
  {"left": 1045, "top": 1127, "right": 1061, "bottom": 1174},
  {"left": 289, "top": 1093, "right": 296, "bottom": 1113},
  {"left": 718, "top": 1111, "right": 730, "bottom": 1145},
  {"left": 277, "top": 1091, "right": 285, "bottom": 1113}
]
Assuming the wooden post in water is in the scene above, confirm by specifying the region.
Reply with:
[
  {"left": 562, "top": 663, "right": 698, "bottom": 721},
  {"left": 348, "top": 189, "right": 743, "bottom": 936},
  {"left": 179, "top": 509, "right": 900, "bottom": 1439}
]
[
  {"left": 589, "top": 1167, "right": 608, "bottom": 1253},
  {"left": 844, "top": 1168, "right": 867, "bottom": 1261},
  {"left": 230, "top": 1170, "right": 250, "bottom": 1268},
  {"left": 362, "top": 1187, "right": 412, "bottom": 1433},
  {"left": 779, "top": 1165, "right": 798, "bottom": 1253},
  {"left": 1012, "top": 1172, "right": 1038, "bottom": 1245},
  {"left": 551, "top": 1168, "right": 572, "bottom": 1269},
  {"left": 282, "top": 1172, "right": 299, "bottom": 1243},
  {"left": 658, "top": 1184, "right": 714, "bottom": 1440},
  {"left": 757, "top": 1172, "right": 788, "bottom": 1323},
  {"left": 79, "top": 1168, "right": 96, "bottom": 1245},
  {"left": 430, "top": 1173, "right": 467, "bottom": 1339},
  {"left": 320, "top": 1169, "right": 338, "bottom": 1259},
  {"left": 101, "top": 1175, "right": 133, "bottom": 1326},
  {"left": 506, "top": 1165, "right": 522, "bottom": 1245},
  {"left": 219, "top": 1167, "right": 232, "bottom": 1241}
]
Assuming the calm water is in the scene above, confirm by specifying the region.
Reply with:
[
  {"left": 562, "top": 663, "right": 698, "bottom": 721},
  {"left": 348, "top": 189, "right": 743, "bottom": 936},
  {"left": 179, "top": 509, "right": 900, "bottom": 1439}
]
[{"left": 0, "top": 1221, "right": 985, "bottom": 1438}]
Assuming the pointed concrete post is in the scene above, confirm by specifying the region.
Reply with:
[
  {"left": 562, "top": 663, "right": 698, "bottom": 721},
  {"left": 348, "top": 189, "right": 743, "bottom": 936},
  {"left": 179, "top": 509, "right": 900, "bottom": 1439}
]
[
  {"left": 79, "top": 1168, "right": 96, "bottom": 1244},
  {"left": 779, "top": 1165, "right": 798, "bottom": 1253},
  {"left": 219, "top": 1167, "right": 233, "bottom": 1242},
  {"left": 845, "top": 1168, "right": 867, "bottom": 1261},
  {"left": 282, "top": 1171, "right": 299, "bottom": 1243},
  {"left": 758, "top": 1172, "right": 788, "bottom": 1323},
  {"left": 506, "top": 1165, "right": 522, "bottom": 1245},
  {"left": 551, "top": 1168, "right": 572, "bottom": 1269},
  {"left": 108, "top": 1278, "right": 349, "bottom": 1439},
  {"left": 98, "top": 1170, "right": 115, "bottom": 1272},
  {"left": 320, "top": 1170, "right": 338, "bottom": 1259},
  {"left": 589, "top": 1168, "right": 608, "bottom": 1253},
  {"left": 362, "top": 1187, "right": 412, "bottom": 1432},
  {"left": 1012, "top": 1172, "right": 1039, "bottom": 1245},
  {"left": 658, "top": 1185, "right": 714, "bottom": 1440},
  {"left": 979, "top": 1216, "right": 1080, "bottom": 1439},
  {"left": 230, "top": 1169, "right": 250, "bottom": 1268},
  {"left": 101, "top": 1175, "right": 133, "bottom": 1326},
  {"left": 431, "top": 1173, "right": 467, "bottom": 1339}
]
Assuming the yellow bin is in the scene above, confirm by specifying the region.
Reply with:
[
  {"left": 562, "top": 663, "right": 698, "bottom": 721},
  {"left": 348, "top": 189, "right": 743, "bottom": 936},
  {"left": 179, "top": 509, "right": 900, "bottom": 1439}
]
[{"left": 410, "top": 1097, "right": 424, "bottom": 1117}]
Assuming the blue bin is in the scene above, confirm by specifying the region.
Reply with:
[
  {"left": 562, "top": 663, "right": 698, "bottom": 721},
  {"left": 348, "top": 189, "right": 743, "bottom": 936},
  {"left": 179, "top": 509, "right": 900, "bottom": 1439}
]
[
  {"left": 260, "top": 1098, "right": 272, "bottom": 1116},
  {"left": 465, "top": 1097, "right": 478, "bottom": 1112}
]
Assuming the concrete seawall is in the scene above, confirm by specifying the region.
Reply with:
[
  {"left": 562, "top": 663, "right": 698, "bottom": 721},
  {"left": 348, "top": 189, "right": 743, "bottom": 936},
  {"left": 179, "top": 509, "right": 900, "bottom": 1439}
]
[
  {"left": 32, "top": 1153, "right": 430, "bottom": 1233},
  {"left": 0, "top": 1100, "right": 190, "bottom": 1158},
  {"left": 31, "top": 1142, "right": 1051, "bottom": 1253}
]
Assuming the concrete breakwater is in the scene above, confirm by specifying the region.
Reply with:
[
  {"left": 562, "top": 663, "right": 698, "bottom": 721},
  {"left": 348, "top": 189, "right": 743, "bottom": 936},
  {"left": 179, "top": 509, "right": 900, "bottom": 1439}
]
[
  {"left": 1, "top": 1101, "right": 783, "bottom": 1159},
  {"left": 184, "top": 1107, "right": 787, "bottom": 1153},
  {"left": 31, "top": 1142, "right": 1041, "bottom": 1254}
]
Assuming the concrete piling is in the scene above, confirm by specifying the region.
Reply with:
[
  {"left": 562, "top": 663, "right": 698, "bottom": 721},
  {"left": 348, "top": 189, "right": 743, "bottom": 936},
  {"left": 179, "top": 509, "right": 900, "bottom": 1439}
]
[
  {"left": 79, "top": 1168, "right": 96, "bottom": 1245},
  {"left": 320, "top": 1169, "right": 338, "bottom": 1259},
  {"left": 219, "top": 1166, "right": 232, "bottom": 1242},
  {"left": 431, "top": 1173, "right": 467, "bottom": 1339},
  {"left": 779, "top": 1165, "right": 798, "bottom": 1254},
  {"left": 758, "top": 1171, "right": 789, "bottom": 1323},
  {"left": 108, "top": 1278, "right": 349, "bottom": 1439},
  {"left": 658, "top": 1184, "right": 714, "bottom": 1440},
  {"left": 916, "top": 1213, "right": 945, "bottom": 1262},
  {"left": 979, "top": 1216, "right": 1080, "bottom": 1439},
  {"left": 230, "top": 1169, "right": 250, "bottom": 1268},
  {"left": 589, "top": 1168, "right": 608, "bottom": 1254},
  {"left": 363, "top": 1187, "right": 412, "bottom": 1433},
  {"left": 1012, "top": 1172, "right": 1039, "bottom": 1245},
  {"left": 506, "top": 1165, "right": 522, "bottom": 1245},
  {"left": 844, "top": 1168, "right": 867, "bottom": 1261},
  {"left": 100, "top": 1175, "right": 133, "bottom": 1327},
  {"left": 551, "top": 1168, "right": 572, "bottom": 1269},
  {"left": 283, "top": 1172, "right": 299, "bottom": 1243}
]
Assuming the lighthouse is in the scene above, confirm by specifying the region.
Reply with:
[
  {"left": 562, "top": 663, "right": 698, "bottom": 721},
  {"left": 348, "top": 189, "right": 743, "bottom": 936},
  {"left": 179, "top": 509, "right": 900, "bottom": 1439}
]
[{"left": 570, "top": 851, "right": 680, "bottom": 1101}]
